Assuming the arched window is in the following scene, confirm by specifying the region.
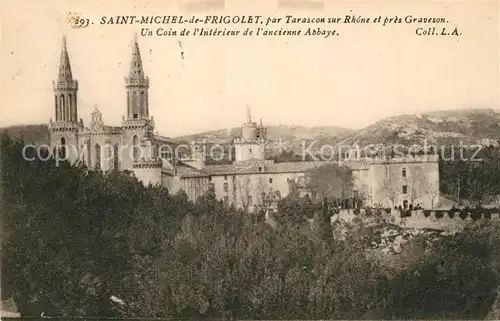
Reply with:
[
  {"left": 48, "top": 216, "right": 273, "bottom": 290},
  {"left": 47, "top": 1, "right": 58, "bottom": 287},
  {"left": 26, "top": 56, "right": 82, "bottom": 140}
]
[
  {"left": 113, "top": 144, "right": 119, "bottom": 171},
  {"left": 60, "top": 94, "right": 66, "bottom": 120},
  {"left": 95, "top": 144, "right": 101, "bottom": 170},
  {"left": 54, "top": 95, "right": 59, "bottom": 120},
  {"left": 402, "top": 167, "right": 407, "bottom": 178},
  {"left": 132, "top": 92, "right": 138, "bottom": 118},
  {"left": 132, "top": 135, "right": 139, "bottom": 160},
  {"left": 141, "top": 91, "right": 144, "bottom": 110},
  {"left": 59, "top": 137, "right": 66, "bottom": 159},
  {"left": 68, "top": 94, "right": 73, "bottom": 121},
  {"left": 127, "top": 92, "right": 130, "bottom": 116}
]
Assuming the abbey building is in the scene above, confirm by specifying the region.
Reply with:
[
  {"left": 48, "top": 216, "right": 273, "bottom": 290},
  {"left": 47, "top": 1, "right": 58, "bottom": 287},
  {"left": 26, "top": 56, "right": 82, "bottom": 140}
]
[{"left": 49, "top": 36, "right": 440, "bottom": 210}]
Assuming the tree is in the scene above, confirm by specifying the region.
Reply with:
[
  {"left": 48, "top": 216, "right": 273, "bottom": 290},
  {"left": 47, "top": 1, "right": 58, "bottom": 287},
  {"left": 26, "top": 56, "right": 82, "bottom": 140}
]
[
  {"left": 235, "top": 176, "right": 252, "bottom": 212},
  {"left": 3, "top": 133, "right": 500, "bottom": 320},
  {"left": 463, "top": 157, "right": 500, "bottom": 206},
  {"left": 383, "top": 221, "right": 500, "bottom": 319},
  {"left": 383, "top": 176, "right": 398, "bottom": 208},
  {"left": 306, "top": 163, "right": 354, "bottom": 201},
  {"left": 439, "top": 145, "right": 500, "bottom": 206},
  {"left": 423, "top": 173, "right": 439, "bottom": 209},
  {"left": 255, "top": 176, "right": 280, "bottom": 213}
]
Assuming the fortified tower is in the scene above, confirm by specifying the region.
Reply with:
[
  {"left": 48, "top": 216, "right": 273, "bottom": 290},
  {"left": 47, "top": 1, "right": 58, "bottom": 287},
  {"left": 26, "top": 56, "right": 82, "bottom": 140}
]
[
  {"left": 49, "top": 36, "right": 83, "bottom": 164},
  {"left": 121, "top": 35, "right": 155, "bottom": 170},
  {"left": 234, "top": 107, "right": 266, "bottom": 162}
]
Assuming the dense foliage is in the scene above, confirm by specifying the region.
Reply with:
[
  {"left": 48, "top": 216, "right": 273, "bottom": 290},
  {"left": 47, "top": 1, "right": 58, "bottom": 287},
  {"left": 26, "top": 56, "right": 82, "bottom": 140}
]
[
  {"left": 1, "top": 135, "right": 499, "bottom": 319},
  {"left": 440, "top": 145, "right": 500, "bottom": 205},
  {"left": 305, "top": 163, "right": 354, "bottom": 200}
]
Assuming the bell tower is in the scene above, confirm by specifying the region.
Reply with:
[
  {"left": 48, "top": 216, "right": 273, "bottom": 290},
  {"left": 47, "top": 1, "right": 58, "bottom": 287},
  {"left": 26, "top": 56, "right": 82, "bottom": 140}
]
[
  {"left": 125, "top": 34, "right": 150, "bottom": 120},
  {"left": 49, "top": 36, "right": 83, "bottom": 164},
  {"left": 121, "top": 35, "right": 155, "bottom": 170}
]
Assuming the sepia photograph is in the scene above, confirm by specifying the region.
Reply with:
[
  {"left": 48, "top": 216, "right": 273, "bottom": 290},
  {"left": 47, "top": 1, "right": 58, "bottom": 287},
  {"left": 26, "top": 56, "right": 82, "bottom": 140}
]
[{"left": 1, "top": 0, "right": 500, "bottom": 320}]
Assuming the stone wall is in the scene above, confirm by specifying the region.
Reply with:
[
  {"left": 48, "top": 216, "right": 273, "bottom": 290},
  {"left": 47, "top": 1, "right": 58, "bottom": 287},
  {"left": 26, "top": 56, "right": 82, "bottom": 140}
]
[{"left": 332, "top": 208, "right": 500, "bottom": 232}]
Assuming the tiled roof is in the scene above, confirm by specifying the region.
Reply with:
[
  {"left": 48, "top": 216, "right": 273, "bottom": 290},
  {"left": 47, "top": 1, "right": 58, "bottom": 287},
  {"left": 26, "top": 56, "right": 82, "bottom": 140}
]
[
  {"left": 173, "top": 157, "right": 373, "bottom": 178},
  {"left": 175, "top": 164, "right": 205, "bottom": 177},
  {"left": 197, "top": 159, "right": 370, "bottom": 176}
]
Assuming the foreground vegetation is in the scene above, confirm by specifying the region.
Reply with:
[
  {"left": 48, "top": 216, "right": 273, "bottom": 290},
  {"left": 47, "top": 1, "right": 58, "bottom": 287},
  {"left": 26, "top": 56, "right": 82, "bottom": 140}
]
[{"left": 1, "top": 135, "right": 499, "bottom": 319}]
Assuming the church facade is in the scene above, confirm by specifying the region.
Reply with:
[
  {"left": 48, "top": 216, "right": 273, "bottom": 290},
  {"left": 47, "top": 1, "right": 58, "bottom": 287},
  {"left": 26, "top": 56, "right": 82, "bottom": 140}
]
[
  {"left": 48, "top": 36, "right": 440, "bottom": 210},
  {"left": 49, "top": 36, "right": 178, "bottom": 173}
]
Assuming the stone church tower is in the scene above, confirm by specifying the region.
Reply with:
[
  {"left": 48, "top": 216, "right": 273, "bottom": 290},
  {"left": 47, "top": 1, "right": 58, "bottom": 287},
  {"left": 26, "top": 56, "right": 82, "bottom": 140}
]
[
  {"left": 121, "top": 35, "right": 156, "bottom": 170},
  {"left": 49, "top": 36, "right": 83, "bottom": 164}
]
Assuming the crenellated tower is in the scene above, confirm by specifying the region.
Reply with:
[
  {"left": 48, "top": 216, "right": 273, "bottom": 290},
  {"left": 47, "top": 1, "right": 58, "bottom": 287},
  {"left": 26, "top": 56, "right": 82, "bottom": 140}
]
[
  {"left": 49, "top": 36, "right": 83, "bottom": 164},
  {"left": 121, "top": 35, "right": 155, "bottom": 170},
  {"left": 234, "top": 107, "right": 266, "bottom": 162}
]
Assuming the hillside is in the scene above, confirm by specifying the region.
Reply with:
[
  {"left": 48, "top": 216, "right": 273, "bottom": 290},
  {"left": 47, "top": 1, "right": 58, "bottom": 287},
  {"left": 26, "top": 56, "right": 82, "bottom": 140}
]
[
  {"left": 176, "top": 108, "right": 500, "bottom": 154},
  {"left": 177, "top": 124, "right": 354, "bottom": 142},
  {"left": 336, "top": 108, "right": 500, "bottom": 147},
  {"left": 0, "top": 124, "right": 50, "bottom": 145}
]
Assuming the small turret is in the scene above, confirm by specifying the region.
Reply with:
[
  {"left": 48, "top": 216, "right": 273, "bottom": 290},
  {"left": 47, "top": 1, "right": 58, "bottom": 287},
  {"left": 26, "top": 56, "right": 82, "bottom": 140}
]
[
  {"left": 235, "top": 107, "right": 266, "bottom": 162},
  {"left": 242, "top": 106, "right": 257, "bottom": 142}
]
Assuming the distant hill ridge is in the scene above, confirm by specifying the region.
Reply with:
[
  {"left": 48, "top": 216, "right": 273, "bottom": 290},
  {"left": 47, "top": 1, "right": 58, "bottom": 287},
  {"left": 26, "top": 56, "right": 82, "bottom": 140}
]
[
  {"left": 336, "top": 108, "right": 500, "bottom": 147},
  {"left": 177, "top": 124, "right": 355, "bottom": 142},
  {"left": 2, "top": 108, "right": 499, "bottom": 149}
]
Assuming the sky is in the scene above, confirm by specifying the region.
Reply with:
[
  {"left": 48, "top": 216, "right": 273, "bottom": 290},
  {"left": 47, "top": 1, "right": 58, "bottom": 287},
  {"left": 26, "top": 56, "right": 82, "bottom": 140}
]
[{"left": 2, "top": 0, "right": 499, "bottom": 137}]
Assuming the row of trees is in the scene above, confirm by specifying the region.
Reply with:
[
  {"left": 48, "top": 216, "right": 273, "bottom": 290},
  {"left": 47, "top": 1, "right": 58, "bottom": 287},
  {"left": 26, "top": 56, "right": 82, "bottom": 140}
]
[{"left": 1, "top": 135, "right": 500, "bottom": 319}]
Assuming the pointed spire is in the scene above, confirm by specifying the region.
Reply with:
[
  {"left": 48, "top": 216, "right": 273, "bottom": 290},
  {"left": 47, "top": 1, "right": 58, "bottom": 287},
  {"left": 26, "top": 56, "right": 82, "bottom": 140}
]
[
  {"left": 57, "top": 35, "right": 73, "bottom": 83},
  {"left": 259, "top": 117, "right": 263, "bottom": 126},
  {"left": 129, "top": 35, "right": 144, "bottom": 79}
]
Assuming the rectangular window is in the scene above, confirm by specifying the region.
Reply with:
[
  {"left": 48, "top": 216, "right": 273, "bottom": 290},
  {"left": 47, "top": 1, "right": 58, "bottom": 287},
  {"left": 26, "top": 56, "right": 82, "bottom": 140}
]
[
  {"left": 248, "top": 196, "right": 253, "bottom": 205},
  {"left": 224, "top": 196, "right": 229, "bottom": 204},
  {"left": 224, "top": 182, "right": 229, "bottom": 192},
  {"left": 402, "top": 185, "right": 408, "bottom": 194},
  {"left": 224, "top": 174, "right": 228, "bottom": 180},
  {"left": 269, "top": 178, "right": 273, "bottom": 183}
]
